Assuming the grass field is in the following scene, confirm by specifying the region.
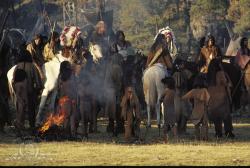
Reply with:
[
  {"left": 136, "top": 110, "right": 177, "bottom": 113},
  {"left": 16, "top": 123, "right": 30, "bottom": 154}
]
[{"left": 0, "top": 118, "right": 250, "bottom": 166}]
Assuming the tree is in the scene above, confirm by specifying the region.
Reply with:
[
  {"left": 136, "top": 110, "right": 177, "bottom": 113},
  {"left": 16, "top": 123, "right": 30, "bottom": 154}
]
[
  {"left": 226, "top": 0, "right": 250, "bottom": 35},
  {"left": 190, "top": 0, "right": 229, "bottom": 39},
  {"left": 116, "top": 0, "right": 156, "bottom": 52}
]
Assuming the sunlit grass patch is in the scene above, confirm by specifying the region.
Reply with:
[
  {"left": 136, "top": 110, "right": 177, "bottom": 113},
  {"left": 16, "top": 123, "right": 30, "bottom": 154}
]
[{"left": 0, "top": 120, "right": 250, "bottom": 166}]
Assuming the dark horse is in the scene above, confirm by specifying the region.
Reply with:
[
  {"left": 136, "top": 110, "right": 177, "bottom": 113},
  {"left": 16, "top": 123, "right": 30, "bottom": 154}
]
[
  {"left": 206, "top": 57, "right": 239, "bottom": 138},
  {"left": 175, "top": 56, "right": 242, "bottom": 112},
  {"left": 0, "top": 42, "right": 19, "bottom": 132},
  {"left": 173, "top": 56, "right": 240, "bottom": 137},
  {"left": 207, "top": 57, "right": 242, "bottom": 111}
]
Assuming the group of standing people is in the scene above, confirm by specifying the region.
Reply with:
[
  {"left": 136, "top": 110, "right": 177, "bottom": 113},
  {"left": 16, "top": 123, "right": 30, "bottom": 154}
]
[
  {"left": 145, "top": 28, "right": 249, "bottom": 142},
  {"left": 4, "top": 20, "right": 144, "bottom": 141}
]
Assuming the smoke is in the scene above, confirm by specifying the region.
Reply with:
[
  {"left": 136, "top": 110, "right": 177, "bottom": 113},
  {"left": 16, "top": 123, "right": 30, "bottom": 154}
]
[{"left": 77, "top": 54, "right": 122, "bottom": 108}]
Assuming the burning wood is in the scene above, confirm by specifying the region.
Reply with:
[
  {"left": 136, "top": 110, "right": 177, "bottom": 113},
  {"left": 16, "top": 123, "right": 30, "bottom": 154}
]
[{"left": 39, "top": 96, "right": 70, "bottom": 134}]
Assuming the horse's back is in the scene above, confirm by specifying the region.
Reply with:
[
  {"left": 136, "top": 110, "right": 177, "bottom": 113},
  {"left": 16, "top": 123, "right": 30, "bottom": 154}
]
[{"left": 143, "top": 64, "right": 166, "bottom": 106}]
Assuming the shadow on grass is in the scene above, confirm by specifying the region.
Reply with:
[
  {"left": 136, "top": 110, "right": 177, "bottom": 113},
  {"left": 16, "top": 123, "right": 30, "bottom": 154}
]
[{"left": 1, "top": 118, "right": 250, "bottom": 145}]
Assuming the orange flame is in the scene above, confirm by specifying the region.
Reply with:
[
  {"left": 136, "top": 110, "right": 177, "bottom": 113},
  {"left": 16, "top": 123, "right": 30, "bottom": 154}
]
[{"left": 39, "top": 96, "right": 70, "bottom": 134}]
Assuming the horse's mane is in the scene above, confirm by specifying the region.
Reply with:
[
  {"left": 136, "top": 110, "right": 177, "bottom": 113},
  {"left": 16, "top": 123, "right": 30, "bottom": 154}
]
[{"left": 173, "top": 58, "right": 198, "bottom": 74}]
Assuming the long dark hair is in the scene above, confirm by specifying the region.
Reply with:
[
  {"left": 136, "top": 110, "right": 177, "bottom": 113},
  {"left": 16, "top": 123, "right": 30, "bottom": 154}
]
[
  {"left": 151, "top": 34, "right": 167, "bottom": 53},
  {"left": 116, "top": 30, "right": 125, "bottom": 41},
  {"left": 207, "top": 58, "right": 222, "bottom": 86},
  {"left": 18, "top": 44, "right": 33, "bottom": 63},
  {"left": 161, "top": 77, "right": 175, "bottom": 90},
  {"left": 59, "top": 61, "right": 72, "bottom": 82},
  {"left": 14, "top": 68, "right": 27, "bottom": 83},
  {"left": 206, "top": 35, "right": 215, "bottom": 47},
  {"left": 193, "top": 74, "right": 208, "bottom": 89},
  {"left": 31, "top": 34, "right": 43, "bottom": 50},
  {"left": 199, "top": 36, "right": 206, "bottom": 48},
  {"left": 48, "top": 31, "right": 59, "bottom": 42},
  {"left": 240, "top": 37, "right": 250, "bottom": 55}
]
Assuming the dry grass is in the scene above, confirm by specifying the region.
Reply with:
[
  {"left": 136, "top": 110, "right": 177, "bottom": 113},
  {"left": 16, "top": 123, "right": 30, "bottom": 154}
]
[{"left": 0, "top": 119, "right": 250, "bottom": 166}]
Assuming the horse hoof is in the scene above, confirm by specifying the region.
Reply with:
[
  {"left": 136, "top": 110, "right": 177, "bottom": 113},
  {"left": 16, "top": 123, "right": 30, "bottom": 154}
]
[
  {"left": 106, "top": 126, "right": 114, "bottom": 133},
  {"left": 215, "top": 133, "right": 223, "bottom": 138},
  {"left": 225, "top": 132, "right": 235, "bottom": 139},
  {"left": 146, "top": 125, "right": 151, "bottom": 128}
]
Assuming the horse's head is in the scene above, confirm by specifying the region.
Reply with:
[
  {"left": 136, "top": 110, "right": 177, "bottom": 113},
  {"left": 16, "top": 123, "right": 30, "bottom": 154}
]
[
  {"left": 215, "top": 71, "right": 229, "bottom": 86},
  {"left": 89, "top": 43, "right": 103, "bottom": 63}
]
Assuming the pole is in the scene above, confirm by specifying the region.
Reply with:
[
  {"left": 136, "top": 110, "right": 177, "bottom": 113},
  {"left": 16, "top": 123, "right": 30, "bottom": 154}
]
[
  {"left": 75, "top": 0, "right": 78, "bottom": 26},
  {"left": 168, "top": 13, "right": 170, "bottom": 27},
  {"left": 63, "top": 0, "right": 66, "bottom": 27},
  {"left": 155, "top": 17, "right": 158, "bottom": 35},
  {"left": 0, "top": 10, "right": 10, "bottom": 35}
]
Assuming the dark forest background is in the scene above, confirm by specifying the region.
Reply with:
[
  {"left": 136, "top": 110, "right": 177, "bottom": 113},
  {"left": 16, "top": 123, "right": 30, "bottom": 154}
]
[{"left": 1, "top": 0, "right": 250, "bottom": 57}]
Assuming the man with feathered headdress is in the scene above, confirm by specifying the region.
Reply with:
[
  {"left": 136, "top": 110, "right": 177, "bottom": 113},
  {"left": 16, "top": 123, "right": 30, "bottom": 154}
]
[
  {"left": 154, "top": 26, "right": 178, "bottom": 62},
  {"left": 35, "top": 26, "right": 81, "bottom": 127}
]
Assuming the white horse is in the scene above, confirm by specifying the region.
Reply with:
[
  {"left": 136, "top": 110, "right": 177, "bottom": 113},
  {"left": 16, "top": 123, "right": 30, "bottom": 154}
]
[
  {"left": 143, "top": 63, "right": 169, "bottom": 127},
  {"left": 35, "top": 51, "right": 73, "bottom": 125},
  {"left": 36, "top": 44, "right": 103, "bottom": 125},
  {"left": 89, "top": 43, "right": 103, "bottom": 64},
  {"left": 7, "top": 43, "right": 104, "bottom": 126},
  {"left": 142, "top": 55, "right": 172, "bottom": 127}
]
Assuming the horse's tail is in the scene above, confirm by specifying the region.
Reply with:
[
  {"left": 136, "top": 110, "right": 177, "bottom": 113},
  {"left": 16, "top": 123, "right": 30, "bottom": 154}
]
[
  {"left": 7, "top": 79, "right": 16, "bottom": 105},
  {"left": 7, "top": 66, "right": 16, "bottom": 105}
]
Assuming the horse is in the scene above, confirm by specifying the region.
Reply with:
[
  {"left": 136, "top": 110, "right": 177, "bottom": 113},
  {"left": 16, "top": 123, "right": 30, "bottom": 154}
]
[
  {"left": 172, "top": 71, "right": 192, "bottom": 134},
  {"left": 35, "top": 42, "right": 104, "bottom": 126},
  {"left": 142, "top": 52, "right": 173, "bottom": 128},
  {"left": 2, "top": 29, "right": 27, "bottom": 129},
  {"left": 170, "top": 57, "right": 198, "bottom": 134},
  {"left": 75, "top": 43, "right": 104, "bottom": 134},
  {"left": 207, "top": 57, "right": 242, "bottom": 112},
  {"left": 121, "top": 50, "right": 147, "bottom": 112},
  {"left": 35, "top": 51, "right": 72, "bottom": 124},
  {"left": 104, "top": 53, "right": 124, "bottom": 135},
  {"left": 0, "top": 42, "right": 12, "bottom": 130},
  {"left": 207, "top": 59, "right": 236, "bottom": 138},
  {"left": 243, "top": 63, "right": 250, "bottom": 108}
]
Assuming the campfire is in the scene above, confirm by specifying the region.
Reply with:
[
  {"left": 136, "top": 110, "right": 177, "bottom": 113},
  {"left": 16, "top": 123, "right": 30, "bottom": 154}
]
[{"left": 39, "top": 96, "right": 70, "bottom": 134}]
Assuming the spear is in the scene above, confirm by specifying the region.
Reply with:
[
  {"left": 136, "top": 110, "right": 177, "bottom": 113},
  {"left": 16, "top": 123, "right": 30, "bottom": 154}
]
[{"left": 49, "top": 22, "right": 56, "bottom": 51}]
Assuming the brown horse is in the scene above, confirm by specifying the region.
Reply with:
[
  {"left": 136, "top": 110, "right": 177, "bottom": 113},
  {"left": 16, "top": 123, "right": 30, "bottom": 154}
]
[
  {"left": 172, "top": 70, "right": 192, "bottom": 134},
  {"left": 243, "top": 63, "right": 250, "bottom": 107},
  {"left": 104, "top": 53, "right": 124, "bottom": 136}
]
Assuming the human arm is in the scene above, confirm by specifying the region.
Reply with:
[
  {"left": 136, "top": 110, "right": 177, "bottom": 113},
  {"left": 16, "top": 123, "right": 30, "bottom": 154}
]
[{"left": 181, "top": 90, "right": 194, "bottom": 100}]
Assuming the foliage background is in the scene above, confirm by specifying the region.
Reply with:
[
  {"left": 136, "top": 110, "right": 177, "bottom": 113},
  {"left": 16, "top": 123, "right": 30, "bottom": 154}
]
[{"left": 1, "top": 0, "right": 250, "bottom": 56}]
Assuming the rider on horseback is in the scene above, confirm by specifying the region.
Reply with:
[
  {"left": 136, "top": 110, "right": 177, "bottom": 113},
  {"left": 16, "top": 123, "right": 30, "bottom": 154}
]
[
  {"left": 89, "top": 21, "right": 112, "bottom": 60},
  {"left": 196, "top": 34, "right": 222, "bottom": 74},
  {"left": 43, "top": 31, "right": 60, "bottom": 62},
  {"left": 235, "top": 37, "right": 250, "bottom": 71},
  {"left": 146, "top": 33, "right": 173, "bottom": 73},
  {"left": 110, "top": 30, "right": 134, "bottom": 61}
]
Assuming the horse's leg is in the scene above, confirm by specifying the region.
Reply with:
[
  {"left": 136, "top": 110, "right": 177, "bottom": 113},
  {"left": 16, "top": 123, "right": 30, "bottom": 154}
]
[
  {"left": 49, "top": 90, "right": 58, "bottom": 113},
  {"left": 161, "top": 102, "right": 165, "bottom": 127},
  {"left": 89, "top": 98, "right": 99, "bottom": 133},
  {"left": 214, "top": 118, "right": 223, "bottom": 138},
  {"left": 35, "top": 89, "right": 49, "bottom": 126},
  {"left": 224, "top": 114, "right": 234, "bottom": 138},
  {"left": 155, "top": 102, "right": 161, "bottom": 126},
  {"left": 115, "top": 103, "right": 124, "bottom": 134},
  {"left": 147, "top": 104, "right": 151, "bottom": 127}
]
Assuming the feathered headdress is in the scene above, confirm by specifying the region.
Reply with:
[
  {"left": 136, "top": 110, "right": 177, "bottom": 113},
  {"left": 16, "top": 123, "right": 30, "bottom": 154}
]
[
  {"left": 60, "top": 26, "right": 82, "bottom": 48},
  {"left": 154, "top": 26, "right": 176, "bottom": 44}
]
